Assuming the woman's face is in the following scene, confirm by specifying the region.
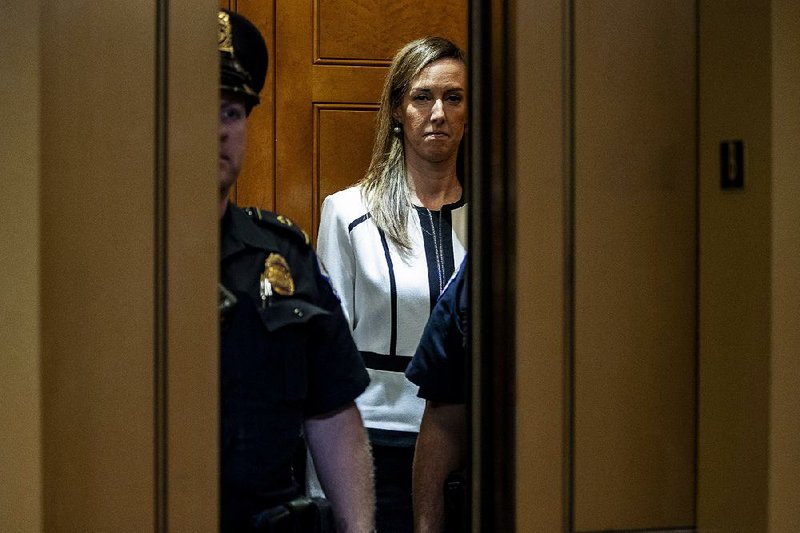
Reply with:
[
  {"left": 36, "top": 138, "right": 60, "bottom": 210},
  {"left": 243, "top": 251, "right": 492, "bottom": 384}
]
[{"left": 394, "top": 58, "right": 467, "bottom": 168}]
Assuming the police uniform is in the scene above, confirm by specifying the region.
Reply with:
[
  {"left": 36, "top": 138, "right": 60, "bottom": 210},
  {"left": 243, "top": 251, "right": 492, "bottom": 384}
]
[
  {"left": 405, "top": 257, "right": 468, "bottom": 404},
  {"left": 217, "top": 10, "right": 369, "bottom": 532},
  {"left": 220, "top": 205, "right": 369, "bottom": 531}
]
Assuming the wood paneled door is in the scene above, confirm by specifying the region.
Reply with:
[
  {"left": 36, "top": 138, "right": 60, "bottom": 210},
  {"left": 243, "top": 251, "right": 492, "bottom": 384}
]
[{"left": 226, "top": 0, "right": 467, "bottom": 242}]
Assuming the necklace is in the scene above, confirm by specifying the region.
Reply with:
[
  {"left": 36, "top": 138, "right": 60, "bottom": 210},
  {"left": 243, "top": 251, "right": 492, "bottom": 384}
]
[{"left": 427, "top": 209, "right": 444, "bottom": 291}]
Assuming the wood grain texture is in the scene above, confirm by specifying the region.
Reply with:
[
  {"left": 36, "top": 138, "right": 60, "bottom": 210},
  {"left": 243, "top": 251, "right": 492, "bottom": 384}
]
[
  {"left": 233, "top": 0, "right": 277, "bottom": 211},
  {"left": 316, "top": 0, "right": 467, "bottom": 63},
  {"left": 314, "top": 105, "right": 377, "bottom": 241}
]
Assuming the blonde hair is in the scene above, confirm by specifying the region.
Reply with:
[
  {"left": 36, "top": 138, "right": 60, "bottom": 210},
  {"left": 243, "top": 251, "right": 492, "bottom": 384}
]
[{"left": 359, "top": 36, "right": 466, "bottom": 250}]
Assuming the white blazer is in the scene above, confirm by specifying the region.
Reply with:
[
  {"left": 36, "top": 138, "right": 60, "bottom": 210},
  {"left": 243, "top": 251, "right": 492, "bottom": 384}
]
[{"left": 317, "top": 185, "right": 467, "bottom": 433}]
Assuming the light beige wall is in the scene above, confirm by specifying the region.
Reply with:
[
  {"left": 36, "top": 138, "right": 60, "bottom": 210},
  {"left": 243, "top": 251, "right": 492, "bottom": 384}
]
[
  {"left": 0, "top": 2, "right": 43, "bottom": 532},
  {"left": 515, "top": 2, "right": 697, "bottom": 530},
  {"left": 515, "top": 0, "right": 800, "bottom": 531},
  {"left": 514, "top": 0, "right": 568, "bottom": 530},
  {"left": 573, "top": 1, "right": 696, "bottom": 529},
  {"left": 35, "top": 2, "right": 219, "bottom": 531},
  {"left": 39, "top": 2, "right": 158, "bottom": 529},
  {"left": 697, "top": 1, "right": 772, "bottom": 530},
  {"left": 769, "top": 1, "right": 800, "bottom": 531},
  {"left": 165, "top": 3, "right": 219, "bottom": 529}
]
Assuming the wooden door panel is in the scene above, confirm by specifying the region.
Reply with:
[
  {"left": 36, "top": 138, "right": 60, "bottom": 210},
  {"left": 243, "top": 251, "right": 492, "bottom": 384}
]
[
  {"left": 316, "top": 106, "right": 378, "bottom": 212},
  {"left": 234, "top": 0, "right": 276, "bottom": 210},
  {"left": 317, "top": 0, "right": 467, "bottom": 63},
  {"left": 311, "top": 66, "right": 386, "bottom": 102}
]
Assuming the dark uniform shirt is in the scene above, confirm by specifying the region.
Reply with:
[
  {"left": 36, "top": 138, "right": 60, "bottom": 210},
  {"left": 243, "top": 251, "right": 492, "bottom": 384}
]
[
  {"left": 220, "top": 204, "right": 369, "bottom": 532},
  {"left": 405, "top": 257, "right": 467, "bottom": 404}
]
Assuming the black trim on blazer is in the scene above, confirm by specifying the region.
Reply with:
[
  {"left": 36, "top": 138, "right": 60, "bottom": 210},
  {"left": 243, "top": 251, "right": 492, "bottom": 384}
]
[
  {"left": 378, "top": 229, "right": 398, "bottom": 357},
  {"left": 361, "top": 351, "right": 412, "bottom": 373},
  {"left": 348, "top": 213, "right": 371, "bottom": 233},
  {"left": 441, "top": 208, "right": 456, "bottom": 282},
  {"left": 415, "top": 206, "right": 442, "bottom": 310},
  {"left": 415, "top": 205, "right": 462, "bottom": 310}
]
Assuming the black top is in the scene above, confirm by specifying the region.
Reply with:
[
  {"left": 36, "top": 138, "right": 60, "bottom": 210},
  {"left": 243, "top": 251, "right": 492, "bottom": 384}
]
[
  {"left": 219, "top": 204, "right": 369, "bottom": 532},
  {"left": 405, "top": 256, "right": 468, "bottom": 404}
]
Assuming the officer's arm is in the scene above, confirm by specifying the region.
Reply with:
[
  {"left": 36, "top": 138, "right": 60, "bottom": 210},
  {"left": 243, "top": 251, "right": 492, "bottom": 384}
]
[
  {"left": 305, "top": 401, "right": 374, "bottom": 533},
  {"left": 412, "top": 401, "right": 467, "bottom": 533}
]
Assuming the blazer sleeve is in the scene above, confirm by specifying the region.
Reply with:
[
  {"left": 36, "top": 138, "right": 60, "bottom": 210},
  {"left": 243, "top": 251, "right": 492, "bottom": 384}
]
[{"left": 316, "top": 194, "right": 357, "bottom": 329}]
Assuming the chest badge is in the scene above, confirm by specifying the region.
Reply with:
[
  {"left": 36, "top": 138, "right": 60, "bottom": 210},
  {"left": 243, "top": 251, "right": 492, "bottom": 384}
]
[{"left": 265, "top": 253, "right": 295, "bottom": 296}]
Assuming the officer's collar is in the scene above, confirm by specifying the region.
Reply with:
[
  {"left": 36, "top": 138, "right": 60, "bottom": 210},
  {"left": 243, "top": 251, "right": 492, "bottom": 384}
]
[{"left": 220, "top": 203, "right": 280, "bottom": 260}]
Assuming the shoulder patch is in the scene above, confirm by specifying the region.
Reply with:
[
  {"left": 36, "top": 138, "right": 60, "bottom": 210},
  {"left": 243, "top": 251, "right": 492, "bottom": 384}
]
[{"left": 244, "top": 207, "right": 311, "bottom": 245}]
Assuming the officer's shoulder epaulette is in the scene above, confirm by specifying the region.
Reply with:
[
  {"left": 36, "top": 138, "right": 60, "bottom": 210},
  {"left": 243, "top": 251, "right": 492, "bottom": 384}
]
[{"left": 244, "top": 207, "right": 311, "bottom": 246}]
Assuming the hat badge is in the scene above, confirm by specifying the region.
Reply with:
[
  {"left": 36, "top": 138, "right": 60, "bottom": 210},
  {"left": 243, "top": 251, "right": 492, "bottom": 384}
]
[{"left": 218, "top": 11, "right": 234, "bottom": 54}]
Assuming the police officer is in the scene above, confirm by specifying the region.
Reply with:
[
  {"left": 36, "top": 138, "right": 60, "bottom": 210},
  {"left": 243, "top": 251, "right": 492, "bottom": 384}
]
[
  {"left": 217, "top": 10, "right": 374, "bottom": 532},
  {"left": 405, "top": 258, "right": 468, "bottom": 533}
]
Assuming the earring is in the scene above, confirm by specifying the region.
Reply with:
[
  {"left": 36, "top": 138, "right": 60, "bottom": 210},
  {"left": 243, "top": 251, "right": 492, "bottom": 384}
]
[{"left": 392, "top": 124, "right": 402, "bottom": 135}]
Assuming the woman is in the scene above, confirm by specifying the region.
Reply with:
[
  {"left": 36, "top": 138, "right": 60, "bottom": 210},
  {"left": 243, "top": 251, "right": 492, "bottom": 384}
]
[{"left": 316, "top": 36, "right": 467, "bottom": 532}]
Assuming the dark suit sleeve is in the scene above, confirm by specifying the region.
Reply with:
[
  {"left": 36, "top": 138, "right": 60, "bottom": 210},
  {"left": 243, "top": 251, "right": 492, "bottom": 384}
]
[{"left": 405, "top": 262, "right": 467, "bottom": 404}]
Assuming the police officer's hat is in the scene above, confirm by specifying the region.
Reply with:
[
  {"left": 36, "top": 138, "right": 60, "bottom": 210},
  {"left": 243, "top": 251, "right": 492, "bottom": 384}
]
[{"left": 218, "top": 10, "right": 267, "bottom": 112}]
